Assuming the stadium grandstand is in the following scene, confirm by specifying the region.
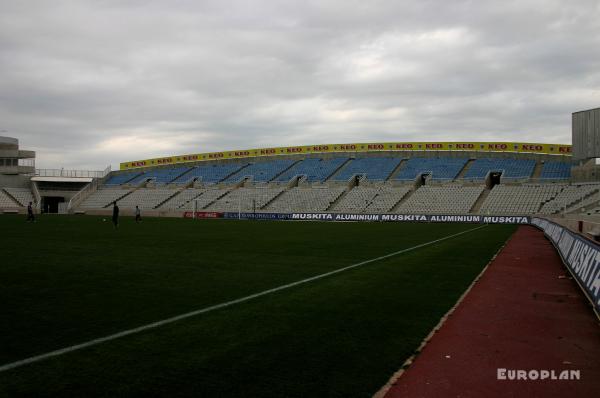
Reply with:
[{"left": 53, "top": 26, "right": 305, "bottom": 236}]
[
  {"left": 3, "top": 108, "right": 600, "bottom": 219},
  {"left": 6, "top": 134, "right": 600, "bottom": 217},
  {"left": 58, "top": 140, "right": 597, "bottom": 217}
]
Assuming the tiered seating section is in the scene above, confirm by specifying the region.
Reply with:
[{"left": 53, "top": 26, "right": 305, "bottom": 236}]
[
  {"left": 65, "top": 182, "right": 600, "bottom": 215},
  {"left": 479, "top": 184, "right": 563, "bottom": 214},
  {"left": 275, "top": 158, "right": 347, "bottom": 182},
  {"left": 333, "top": 186, "right": 411, "bottom": 213},
  {"left": 395, "top": 158, "right": 468, "bottom": 181},
  {"left": 68, "top": 155, "right": 585, "bottom": 216},
  {"left": 365, "top": 187, "right": 412, "bottom": 213},
  {"left": 463, "top": 158, "right": 536, "bottom": 180},
  {"left": 160, "top": 188, "right": 207, "bottom": 209},
  {"left": 540, "top": 162, "right": 571, "bottom": 179},
  {"left": 172, "top": 164, "right": 246, "bottom": 184},
  {"left": 208, "top": 187, "right": 285, "bottom": 211},
  {"left": 115, "top": 189, "right": 176, "bottom": 209},
  {"left": 0, "top": 189, "right": 20, "bottom": 208},
  {"left": 396, "top": 186, "right": 484, "bottom": 214},
  {"left": 80, "top": 188, "right": 132, "bottom": 209},
  {"left": 333, "top": 186, "right": 379, "bottom": 212},
  {"left": 224, "top": 159, "right": 297, "bottom": 183},
  {"left": 266, "top": 187, "right": 345, "bottom": 212},
  {"left": 334, "top": 157, "right": 401, "bottom": 181},
  {"left": 105, "top": 172, "right": 142, "bottom": 185},
  {"left": 539, "top": 184, "right": 600, "bottom": 214},
  {"left": 127, "top": 167, "right": 192, "bottom": 185},
  {"left": 3, "top": 188, "right": 34, "bottom": 206},
  {"left": 164, "top": 188, "right": 230, "bottom": 210},
  {"left": 105, "top": 156, "right": 565, "bottom": 186}
]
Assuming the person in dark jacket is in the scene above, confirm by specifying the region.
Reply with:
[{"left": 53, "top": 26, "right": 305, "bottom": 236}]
[
  {"left": 26, "top": 202, "right": 35, "bottom": 222},
  {"left": 112, "top": 201, "right": 119, "bottom": 229}
]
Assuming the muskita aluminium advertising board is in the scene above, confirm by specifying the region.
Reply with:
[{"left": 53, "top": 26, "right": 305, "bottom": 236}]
[
  {"left": 219, "top": 212, "right": 530, "bottom": 224},
  {"left": 289, "top": 213, "right": 529, "bottom": 224},
  {"left": 531, "top": 218, "right": 600, "bottom": 314}
]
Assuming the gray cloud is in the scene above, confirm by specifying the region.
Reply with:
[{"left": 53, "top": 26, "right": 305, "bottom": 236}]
[{"left": 0, "top": 0, "right": 599, "bottom": 169}]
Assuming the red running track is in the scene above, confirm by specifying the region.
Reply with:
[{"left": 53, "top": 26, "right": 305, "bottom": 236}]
[{"left": 382, "top": 225, "right": 600, "bottom": 398}]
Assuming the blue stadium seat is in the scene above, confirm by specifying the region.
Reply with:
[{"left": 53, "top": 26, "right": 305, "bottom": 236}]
[
  {"left": 172, "top": 163, "right": 248, "bottom": 184},
  {"left": 126, "top": 167, "right": 192, "bottom": 185},
  {"left": 276, "top": 158, "right": 348, "bottom": 182},
  {"left": 223, "top": 159, "right": 297, "bottom": 183},
  {"left": 540, "top": 162, "right": 570, "bottom": 179},
  {"left": 395, "top": 157, "right": 468, "bottom": 181},
  {"left": 105, "top": 172, "right": 143, "bottom": 185},
  {"left": 463, "top": 158, "right": 535, "bottom": 180},
  {"left": 334, "top": 157, "right": 401, "bottom": 181}
]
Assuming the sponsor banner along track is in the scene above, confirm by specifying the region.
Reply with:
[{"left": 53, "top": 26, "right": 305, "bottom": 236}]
[
  {"left": 218, "top": 212, "right": 530, "bottom": 224},
  {"left": 531, "top": 217, "right": 600, "bottom": 314}
]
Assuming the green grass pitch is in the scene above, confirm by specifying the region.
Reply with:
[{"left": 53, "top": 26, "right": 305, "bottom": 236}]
[{"left": 0, "top": 215, "right": 515, "bottom": 397}]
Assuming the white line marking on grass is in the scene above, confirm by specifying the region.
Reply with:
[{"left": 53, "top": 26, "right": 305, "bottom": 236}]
[{"left": 0, "top": 224, "right": 487, "bottom": 373}]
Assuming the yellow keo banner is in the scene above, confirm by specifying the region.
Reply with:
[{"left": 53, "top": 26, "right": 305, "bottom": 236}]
[{"left": 119, "top": 141, "right": 572, "bottom": 170}]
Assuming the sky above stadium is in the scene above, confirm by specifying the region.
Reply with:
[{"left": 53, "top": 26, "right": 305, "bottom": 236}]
[{"left": 1, "top": 1, "right": 599, "bottom": 169}]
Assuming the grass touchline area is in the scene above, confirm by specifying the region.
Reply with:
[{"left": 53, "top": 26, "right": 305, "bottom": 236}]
[
  {"left": 0, "top": 223, "right": 488, "bottom": 373},
  {"left": 0, "top": 215, "right": 516, "bottom": 397}
]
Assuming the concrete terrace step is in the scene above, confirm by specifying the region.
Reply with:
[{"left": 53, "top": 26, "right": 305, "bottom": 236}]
[
  {"left": 2, "top": 188, "right": 24, "bottom": 207},
  {"left": 531, "top": 161, "right": 544, "bottom": 179},
  {"left": 386, "top": 158, "right": 408, "bottom": 181},
  {"left": 390, "top": 188, "right": 415, "bottom": 212},
  {"left": 470, "top": 188, "right": 490, "bottom": 213},
  {"left": 456, "top": 159, "right": 475, "bottom": 180},
  {"left": 325, "top": 158, "right": 354, "bottom": 182}
]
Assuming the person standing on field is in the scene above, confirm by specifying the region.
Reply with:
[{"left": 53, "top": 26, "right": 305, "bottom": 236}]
[
  {"left": 112, "top": 201, "right": 119, "bottom": 229},
  {"left": 135, "top": 205, "right": 142, "bottom": 223},
  {"left": 26, "top": 202, "right": 35, "bottom": 222}
]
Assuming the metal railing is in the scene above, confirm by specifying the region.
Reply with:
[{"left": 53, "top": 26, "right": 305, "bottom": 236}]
[
  {"left": 35, "top": 165, "right": 111, "bottom": 178},
  {"left": 31, "top": 181, "right": 41, "bottom": 211},
  {"left": 67, "top": 179, "right": 98, "bottom": 212}
]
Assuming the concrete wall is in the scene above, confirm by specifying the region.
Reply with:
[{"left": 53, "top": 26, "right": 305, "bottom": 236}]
[
  {"left": 0, "top": 174, "right": 31, "bottom": 188},
  {"left": 0, "top": 165, "right": 35, "bottom": 175},
  {"left": 572, "top": 107, "right": 600, "bottom": 163},
  {"left": 571, "top": 158, "right": 600, "bottom": 182},
  {"left": 80, "top": 208, "right": 185, "bottom": 218},
  {"left": 550, "top": 214, "right": 600, "bottom": 242},
  {"left": 39, "top": 190, "right": 79, "bottom": 200}
]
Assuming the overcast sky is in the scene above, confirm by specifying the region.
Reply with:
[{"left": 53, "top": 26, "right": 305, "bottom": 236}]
[{"left": 1, "top": 0, "right": 599, "bottom": 170}]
